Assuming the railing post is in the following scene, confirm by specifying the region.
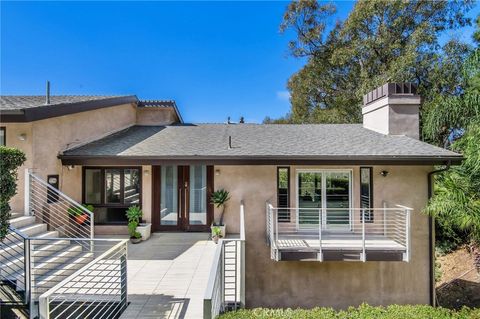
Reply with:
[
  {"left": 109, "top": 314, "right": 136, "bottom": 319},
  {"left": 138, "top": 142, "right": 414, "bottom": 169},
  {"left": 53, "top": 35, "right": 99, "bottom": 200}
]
[
  {"left": 24, "top": 168, "right": 31, "bottom": 216},
  {"left": 24, "top": 238, "right": 33, "bottom": 313},
  {"left": 404, "top": 208, "right": 411, "bottom": 262},
  {"left": 318, "top": 208, "right": 323, "bottom": 262},
  {"left": 361, "top": 217, "right": 366, "bottom": 262},
  {"left": 383, "top": 201, "right": 387, "bottom": 236},
  {"left": 120, "top": 247, "right": 128, "bottom": 313},
  {"left": 240, "top": 240, "right": 245, "bottom": 308}
]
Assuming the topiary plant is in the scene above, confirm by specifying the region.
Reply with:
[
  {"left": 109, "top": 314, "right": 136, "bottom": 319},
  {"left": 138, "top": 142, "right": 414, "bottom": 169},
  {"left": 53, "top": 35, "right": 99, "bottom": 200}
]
[
  {"left": 126, "top": 205, "right": 142, "bottom": 238},
  {"left": 0, "top": 146, "right": 26, "bottom": 240}
]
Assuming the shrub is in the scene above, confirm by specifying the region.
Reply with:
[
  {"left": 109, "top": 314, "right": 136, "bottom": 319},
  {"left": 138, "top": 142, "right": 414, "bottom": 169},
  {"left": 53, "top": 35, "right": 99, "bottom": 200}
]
[
  {"left": 126, "top": 205, "right": 142, "bottom": 238},
  {"left": 0, "top": 146, "right": 26, "bottom": 240},
  {"left": 218, "top": 304, "right": 480, "bottom": 319}
]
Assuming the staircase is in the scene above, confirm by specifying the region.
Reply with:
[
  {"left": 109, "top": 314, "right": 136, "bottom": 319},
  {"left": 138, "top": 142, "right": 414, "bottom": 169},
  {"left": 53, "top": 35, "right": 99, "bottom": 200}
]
[{"left": 1, "top": 212, "right": 94, "bottom": 317}]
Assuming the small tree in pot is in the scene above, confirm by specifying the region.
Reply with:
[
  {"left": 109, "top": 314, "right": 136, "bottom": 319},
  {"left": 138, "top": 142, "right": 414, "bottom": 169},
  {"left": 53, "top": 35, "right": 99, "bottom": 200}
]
[
  {"left": 126, "top": 206, "right": 142, "bottom": 244},
  {"left": 210, "top": 189, "right": 230, "bottom": 238}
]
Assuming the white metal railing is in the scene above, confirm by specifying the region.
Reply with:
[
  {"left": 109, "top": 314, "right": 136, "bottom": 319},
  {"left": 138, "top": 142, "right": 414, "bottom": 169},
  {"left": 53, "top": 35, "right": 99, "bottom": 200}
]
[
  {"left": 266, "top": 202, "right": 412, "bottom": 262},
  {"left": 38, "top": 239, "right": 128, "bottom": 319},
  {"left": 26, "top": 169, "right": 94, "bottom": 245},
  {"left": 204, "top": 201, "right": 246, "bottom": 319}
]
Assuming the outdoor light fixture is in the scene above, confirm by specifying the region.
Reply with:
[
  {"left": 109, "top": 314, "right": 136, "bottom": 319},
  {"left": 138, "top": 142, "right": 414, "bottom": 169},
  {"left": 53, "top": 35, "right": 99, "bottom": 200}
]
[
  {"left": 144, "top": 170, "right": 150, "bottom": 176},
  {"left": 17, "top": 133, "right": 27, "bottom": 141},
  {"left": 380, "top": 170, "right": 389, "bottom": 177},
  {"left": 67, "top": 165, "right": 75, "bottom": 170},
  {"left": 215, "top": 169, "right": 221, "bottom": 176}
]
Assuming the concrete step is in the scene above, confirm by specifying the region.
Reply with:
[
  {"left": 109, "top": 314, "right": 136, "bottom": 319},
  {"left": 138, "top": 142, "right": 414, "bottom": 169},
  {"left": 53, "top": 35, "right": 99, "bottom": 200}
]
[
  {"left": 9, "top": 216, "right": 36, "bottom": 229},
  {"left": 32, "top": 252, "right": 94, "bottom": 296},
  {"left": 32, "top": 245, "right": 84, "bottom": 277},
  {"left": 0, "top": 230, "right": 62, "bottom": 263},
  {"left": 9, "top": 223, "right": 47, "bottom": 238},
  {"left": 9, "top": 211, "right": 24, "bottom": 219}
]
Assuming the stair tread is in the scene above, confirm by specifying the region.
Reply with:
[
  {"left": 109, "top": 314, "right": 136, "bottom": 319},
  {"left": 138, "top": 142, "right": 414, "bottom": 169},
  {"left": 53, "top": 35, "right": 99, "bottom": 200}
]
[
  {"left": 33, "top": 245, "right": 83, "bottom": 269},
  {"left": 35, "top": 252, "right": 94, "bottom": 287}
]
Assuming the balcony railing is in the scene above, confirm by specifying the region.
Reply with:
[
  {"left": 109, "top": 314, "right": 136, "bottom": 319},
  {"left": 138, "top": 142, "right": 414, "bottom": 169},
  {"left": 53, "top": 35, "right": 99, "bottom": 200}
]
[{"left": 266, "top": 202, "right": 411, "bottom": 262}]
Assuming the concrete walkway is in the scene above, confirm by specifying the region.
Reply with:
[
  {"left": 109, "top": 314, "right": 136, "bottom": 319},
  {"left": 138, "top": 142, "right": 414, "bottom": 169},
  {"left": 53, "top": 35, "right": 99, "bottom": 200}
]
[{"left": 119, "top": 233, "right": 216, "bottom": 319}]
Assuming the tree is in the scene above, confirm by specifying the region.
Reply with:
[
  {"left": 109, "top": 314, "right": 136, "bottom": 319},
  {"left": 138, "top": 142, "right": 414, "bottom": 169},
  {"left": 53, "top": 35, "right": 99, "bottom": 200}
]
[
  {"left": 424, "top": 45, "right": 480, "bottom": 269},
  {"left": 0, "top": 147, "right": 26, "bottom": 240},
  {"left": 268, "top": 0, "right": 473, "bottom": 124}
]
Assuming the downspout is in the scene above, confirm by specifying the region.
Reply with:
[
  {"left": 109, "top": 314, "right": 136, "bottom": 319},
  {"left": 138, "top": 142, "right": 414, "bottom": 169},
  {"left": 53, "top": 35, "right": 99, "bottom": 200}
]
[{"left": 427, "top": 161, "right": 451, "bottom": 307}]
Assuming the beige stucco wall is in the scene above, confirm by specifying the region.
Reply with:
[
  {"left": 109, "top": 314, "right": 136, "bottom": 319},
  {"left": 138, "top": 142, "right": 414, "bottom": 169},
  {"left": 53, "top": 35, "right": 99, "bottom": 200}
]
[
  {"left": 136, "top": 108, "right": 178, "bottom": 125},
  {"left": 214, "top": 165, "right": 432, "bottom": 309},
  {"left": 5, "top": 103, "right": 137, "bottom": 212}
]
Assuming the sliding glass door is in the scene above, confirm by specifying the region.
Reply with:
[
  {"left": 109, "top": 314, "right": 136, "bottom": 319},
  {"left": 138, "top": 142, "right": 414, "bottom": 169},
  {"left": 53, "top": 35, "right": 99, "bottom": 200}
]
[{"left": 297, "top": 170, "right": 352, "bottom": 230}]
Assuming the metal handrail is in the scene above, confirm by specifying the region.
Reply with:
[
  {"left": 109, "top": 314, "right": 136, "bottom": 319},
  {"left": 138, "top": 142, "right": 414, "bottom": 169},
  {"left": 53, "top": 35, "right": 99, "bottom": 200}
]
[{"left": 204, "top": 201, "right": 246, "bottom": 319}]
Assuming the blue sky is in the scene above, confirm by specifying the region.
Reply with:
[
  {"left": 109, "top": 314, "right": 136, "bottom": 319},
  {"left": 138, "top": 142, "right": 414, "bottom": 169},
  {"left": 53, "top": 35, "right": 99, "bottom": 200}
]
[{"left": 1, "top": 1, "right": 478, "bottom": 123}]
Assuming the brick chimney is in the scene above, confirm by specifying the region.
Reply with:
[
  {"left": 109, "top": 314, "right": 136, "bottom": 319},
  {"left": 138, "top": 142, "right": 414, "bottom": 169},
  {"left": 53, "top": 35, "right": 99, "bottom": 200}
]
[{"left": 362, "top": 83, "right": 421, "bottom": 139}]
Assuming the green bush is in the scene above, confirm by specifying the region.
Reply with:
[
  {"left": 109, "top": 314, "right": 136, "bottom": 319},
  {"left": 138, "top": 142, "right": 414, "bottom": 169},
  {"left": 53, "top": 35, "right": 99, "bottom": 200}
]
[
  {"left": 218, "top": 304, "right": 480, "bottom": 319},
  {"left": 0, "top": 146, "right": 26, "bottom": 240}
]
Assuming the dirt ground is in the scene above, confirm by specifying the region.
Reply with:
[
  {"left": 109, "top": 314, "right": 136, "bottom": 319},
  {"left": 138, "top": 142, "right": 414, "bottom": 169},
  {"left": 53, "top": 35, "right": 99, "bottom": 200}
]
[{"left": 436, "top": 246, "right": 480, "bottom": 309}]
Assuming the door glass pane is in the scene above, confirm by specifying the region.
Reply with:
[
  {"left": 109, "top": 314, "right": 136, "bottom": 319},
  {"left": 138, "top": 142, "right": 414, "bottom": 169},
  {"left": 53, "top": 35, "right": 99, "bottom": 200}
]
[
  {"left": 105, "top": 169, "right": 121, "bottom": 203},
  {"left": 161, "top": 166, "right": 178, "bottom": 225},
  {"left": 297, "top": 172, "right": 322, "bottom": 229},
  {"left": 189, "top": 165, "right": 207, "bottom": 225},
  {"left": 124, "top": 169, "right": 140, "bottom": 204},
  {"left": 85, "top": 169, "right": 102, "bottom": 204},
  {"left": 325, "top": 171, "right": 350, "bottom": 229}
]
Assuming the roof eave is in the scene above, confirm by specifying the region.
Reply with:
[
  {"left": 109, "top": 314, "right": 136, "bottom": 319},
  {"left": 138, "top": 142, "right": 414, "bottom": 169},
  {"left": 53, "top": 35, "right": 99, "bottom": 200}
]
[
  {"left": 58, "top": 154, "right": 463, "bottom": 166},
  {"left": 0, "top": 96, "right": 139, "bottom": 123}
]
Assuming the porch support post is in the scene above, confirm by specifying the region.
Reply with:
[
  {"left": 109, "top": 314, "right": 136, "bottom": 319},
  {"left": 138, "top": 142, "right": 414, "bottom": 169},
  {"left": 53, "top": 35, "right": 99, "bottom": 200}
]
[{"left": 24, "top": 168, "right": 31, "bottom": 216}]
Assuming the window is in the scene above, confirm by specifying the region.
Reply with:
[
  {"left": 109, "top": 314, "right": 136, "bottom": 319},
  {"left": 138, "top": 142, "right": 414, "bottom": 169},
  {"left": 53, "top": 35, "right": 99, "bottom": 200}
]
[
  {"left": 360, "top": 167, "right": 374, "bottom": 222},
  {"left": 0, "top": 127, "right": 5, "bottom": 146},
  {"left": 83, "top": 167, "right": 142, "bottom": 224},
  {"left": 277, "top": 167, "right": 290, "bottom": 222}
]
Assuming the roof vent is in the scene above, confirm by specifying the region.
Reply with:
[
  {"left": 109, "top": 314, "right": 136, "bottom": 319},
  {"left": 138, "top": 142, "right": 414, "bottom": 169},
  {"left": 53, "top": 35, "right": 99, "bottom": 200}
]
[{"left": 45, "top": 80, "right": 51, "bottom": 105}]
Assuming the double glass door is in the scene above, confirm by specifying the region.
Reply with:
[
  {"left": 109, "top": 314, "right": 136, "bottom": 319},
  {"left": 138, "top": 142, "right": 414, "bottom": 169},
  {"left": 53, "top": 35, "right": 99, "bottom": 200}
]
[
  {"left": 297, "top": 170, "right": 352, "bottom": 230},
  {"left": 155, "top": 165, "right": 210, "bottom": 231}
]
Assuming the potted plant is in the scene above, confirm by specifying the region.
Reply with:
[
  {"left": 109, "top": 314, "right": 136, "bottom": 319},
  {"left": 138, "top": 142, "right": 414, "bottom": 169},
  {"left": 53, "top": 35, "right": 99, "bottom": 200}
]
[
  {"left": 211, "top": 226, "right": 222, "bottom": 244},
  {"left": 68, "top": 204, "right": 93, "bottom": 225},
  {"left": 128, "top": 206, "right": 152, "bottom": 241},
  {"left": 210, "top": 189, "right": 230, "bottom": 238},
  {"left": 126, "top": 205, "right": 143, "bottom": 244}
]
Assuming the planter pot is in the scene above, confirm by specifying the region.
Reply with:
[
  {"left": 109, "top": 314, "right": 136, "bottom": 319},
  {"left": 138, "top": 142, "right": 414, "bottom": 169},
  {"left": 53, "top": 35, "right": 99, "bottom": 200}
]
[
  {"left": 74, "top": 213, "right": 88, "bottom": 225},
  {"left": 137, "top": 223, "right": 152, "bottom": 241},
  {"left": 211, "top": 224, "right": 226, "bottom": 238},
  {"left": 212, "top": 235, "right": 220, "bottom": 244},
  {"left": 130, "top": 237, "right": 142, "bottom": 244}
]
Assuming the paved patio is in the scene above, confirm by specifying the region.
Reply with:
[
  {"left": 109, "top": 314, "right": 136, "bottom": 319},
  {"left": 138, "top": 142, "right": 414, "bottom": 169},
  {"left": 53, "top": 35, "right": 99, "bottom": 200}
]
[{"left": 118, "top": 232, "right": 216, "bottom": 319}]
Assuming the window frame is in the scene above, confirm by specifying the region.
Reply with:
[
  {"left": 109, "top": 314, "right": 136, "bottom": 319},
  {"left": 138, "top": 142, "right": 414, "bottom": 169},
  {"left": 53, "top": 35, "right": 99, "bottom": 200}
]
[
  {"left": 360, "top": 167, "right": 374, "bottom": 223},
  {"left": 0, "top": 127, "right": 6, "bottom": 146},
  {"left": 277, "top": 166, "right": 290, "bottom": 222},
  {"left": 82, "top": 166, "right": 142, "bottom": 208}
]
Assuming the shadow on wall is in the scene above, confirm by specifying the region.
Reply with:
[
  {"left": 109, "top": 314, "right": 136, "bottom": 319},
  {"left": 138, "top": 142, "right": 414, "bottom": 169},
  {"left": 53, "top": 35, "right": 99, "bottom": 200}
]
[
  {"left": 437, "top": 278, "right": 480, "bottom": 309},
  {"left": 121, "top": 294, "right": 190, "bottom": 319},
  {"left": 127, "top": 232, "right": 210, "bottom": 260}
]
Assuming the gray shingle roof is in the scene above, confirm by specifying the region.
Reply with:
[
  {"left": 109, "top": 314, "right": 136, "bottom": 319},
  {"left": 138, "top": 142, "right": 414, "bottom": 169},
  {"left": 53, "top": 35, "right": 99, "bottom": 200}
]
[
  {"left": 61, "top": 124, "right": 462, "bottom": 163},
  {"left": 0, "top": 95, "right": 129, "bottom": 110}
]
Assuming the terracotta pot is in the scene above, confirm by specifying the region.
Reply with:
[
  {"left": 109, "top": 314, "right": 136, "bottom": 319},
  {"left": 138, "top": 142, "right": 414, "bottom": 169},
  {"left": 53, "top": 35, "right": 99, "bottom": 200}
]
[{"left": 74, "top": 213, "right": 88, "bottom": 225}]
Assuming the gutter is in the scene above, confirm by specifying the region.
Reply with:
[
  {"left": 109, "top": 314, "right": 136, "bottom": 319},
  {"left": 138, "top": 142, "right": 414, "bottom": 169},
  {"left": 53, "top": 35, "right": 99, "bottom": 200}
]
[{"left": 427, "top": 161, "right": 451, "bottom": 307}]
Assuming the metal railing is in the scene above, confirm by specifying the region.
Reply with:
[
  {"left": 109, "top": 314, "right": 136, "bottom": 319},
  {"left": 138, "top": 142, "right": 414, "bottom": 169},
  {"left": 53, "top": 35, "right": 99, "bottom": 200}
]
[
  {"left": 38, "top": 239, "right": 128, "bottom": 319},
  {"left": 0, "top": 227, "right": 28, "bottom": 301},
  {"left": 204, "top": 201, "right": 246, "bottom": 319},
  {"left": 26, "top": 169, "right": 94, "bottom": 245},
  {"left": 266, "top": 203, "right": 412, "bottom": 262}
]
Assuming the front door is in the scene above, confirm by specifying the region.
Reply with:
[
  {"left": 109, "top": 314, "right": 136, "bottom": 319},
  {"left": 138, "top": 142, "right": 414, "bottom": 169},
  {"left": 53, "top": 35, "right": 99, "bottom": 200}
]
[{"left": 153, "top": 165, "right": 213, "bottom": 231}]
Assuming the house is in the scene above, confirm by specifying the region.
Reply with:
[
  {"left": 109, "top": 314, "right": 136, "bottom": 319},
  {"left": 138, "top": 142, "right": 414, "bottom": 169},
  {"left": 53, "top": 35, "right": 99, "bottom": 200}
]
[{"left": 0, "top": 83, "right": 462, "bottom": 317}]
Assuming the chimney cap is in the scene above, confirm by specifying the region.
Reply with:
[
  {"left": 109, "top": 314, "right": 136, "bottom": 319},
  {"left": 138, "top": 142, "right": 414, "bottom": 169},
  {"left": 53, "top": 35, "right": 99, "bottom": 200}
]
[{"left": 363, "top": 83, "right": 417, "bottom": 106}]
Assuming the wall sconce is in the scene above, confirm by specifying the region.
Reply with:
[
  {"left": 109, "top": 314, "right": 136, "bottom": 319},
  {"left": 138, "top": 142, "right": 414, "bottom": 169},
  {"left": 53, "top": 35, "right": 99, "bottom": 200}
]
[
  {"left": 67, "top": 165, "right": 75, "bottom": 170},
  {"left": 144, "top": 170, "right": 150, "bottom": 176},
  {"left": 380, "top": 170, "right": 389, "bottom": 177},
  {"left": 17, "top": 133, "right": 27, "bottom": 141},
  {"left": 215, "top": 169, "right": 221, "bottom": 176}
]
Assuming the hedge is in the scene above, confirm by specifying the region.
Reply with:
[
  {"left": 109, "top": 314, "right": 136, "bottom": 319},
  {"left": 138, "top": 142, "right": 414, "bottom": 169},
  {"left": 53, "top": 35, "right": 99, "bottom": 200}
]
[
  {"left": 218, "top": 304, "right": 480, "bottom": 319},
  {"left": 0, "top": 146, "right": 26, "bottom": 239}
]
